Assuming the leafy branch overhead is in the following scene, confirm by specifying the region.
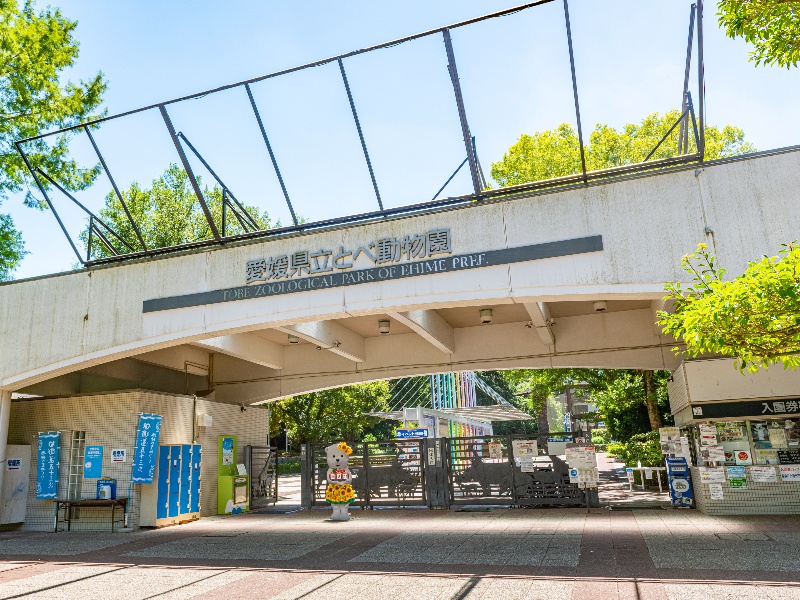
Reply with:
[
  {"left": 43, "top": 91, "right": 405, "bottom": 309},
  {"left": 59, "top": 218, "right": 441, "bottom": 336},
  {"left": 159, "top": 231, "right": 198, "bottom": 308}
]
[
  {"left": 0, "top": 0, "right": 106, "bottom": 279},
  {"left": 659, "top": 242, "right": 800, "bottom": 371},
  {"left": 718, "top": 0, "right": 800, "bottom": 69}
]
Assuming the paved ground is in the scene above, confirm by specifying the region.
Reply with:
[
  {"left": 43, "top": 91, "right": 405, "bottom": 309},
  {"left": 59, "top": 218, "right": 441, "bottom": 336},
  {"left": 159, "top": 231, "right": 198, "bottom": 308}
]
[
  {"left": 3, "top": 507, "right": 800, "bottom": 599},
  {"left": 1, "top": 461, "right": 791, "bottom": 599}
]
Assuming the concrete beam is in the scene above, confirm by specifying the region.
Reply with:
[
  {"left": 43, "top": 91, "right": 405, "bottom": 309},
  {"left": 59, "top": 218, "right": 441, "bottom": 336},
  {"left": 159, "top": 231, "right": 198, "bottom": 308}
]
[
  {"left": 276, "top": 321, "right": 365, "bottom": 363},
  {"left": 524, "top": 302, "right": 555, "bottom": 346},
  {"left": 389, "top": 310, "right": 455, "bottom": 354},
  {"left": 193, "top": 333, "right": 284, "bottom": 370}
]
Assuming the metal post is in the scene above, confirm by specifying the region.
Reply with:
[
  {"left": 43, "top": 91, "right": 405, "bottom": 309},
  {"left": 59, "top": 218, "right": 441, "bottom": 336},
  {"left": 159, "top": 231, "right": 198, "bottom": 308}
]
[
  {"left": 679, "top": 5, "right": 697, "bottom": 154},
  {"left": 84, "top": 126, "right": 148, "bottom": 251},
  {"left": 338, "top": 58, "right": 383, "bottom": 211},
  {"left": 244, "top": 84, "right": 298, "bottom": 225},
  {"left": 442, "top": 29, "right": 482, "bottom": 197},
  {"left": 87, "top": 216, "right": 94, "bottom": 261},
  {"left": 562, "top": 0, "right": 587, "bottom": 182},
  {"left": 697, "top": 0, "right": 705, "bottom": 159},
  {"left": 221, "top": 189, "right": 227, "bottom": 236},
  {"left": 177, "top": 132, "right": 259, "bottom": 232},
  {"left": 159, "top": 105, "right": 221, "bottom": 241},
  {"left": 0, "top": 391, "right": 12, "bottom": 504},
  {"left": 14, "top": 143, "right": 85, "bottom": 265}
]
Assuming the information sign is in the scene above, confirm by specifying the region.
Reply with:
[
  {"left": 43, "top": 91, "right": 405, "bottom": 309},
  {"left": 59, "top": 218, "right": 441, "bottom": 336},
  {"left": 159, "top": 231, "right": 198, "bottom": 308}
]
[
  {"left": 699, "top": 466, "right": 726, "bottom": 483},
  {"left": 111, "top": 449, "right": 127, "bottom": 463},
  {"left": 777, "top": 450, "right": 800, "bottom": 465},
  {"left": 131, "top": 414, "right": 162, "bottom": 484},
  {"left": 512, "top": 440, "right": 538, "bottom": 457},
  {"left": 36, "top": 431, "right": 60, "bottom": 499},
  {"left": 779, "top": 465, "right": 800, "bottom": 482},
  {"left": 750, "top": 465, "right": 778, "bottom": 483},
  {"left": 699, "top": 445, "right": 725, "bottom": 463},
  {"left": 709, "top": 483, "right": 724, "bottom": 500},
  {"left": 487, "top": 441, "right": 503, "bottom": 459},
  {"left": 83, "top": 445, "right": 103, "bottom": 478},
  {"left": 396, "top": 428, "right": 429, "bottom": 439},
  {"left": 727, "top": 465, "right": 747, "bottom": 488}
]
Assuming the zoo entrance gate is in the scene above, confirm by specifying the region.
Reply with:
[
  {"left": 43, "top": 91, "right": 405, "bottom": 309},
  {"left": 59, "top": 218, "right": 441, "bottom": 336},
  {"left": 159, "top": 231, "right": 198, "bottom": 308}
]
[{"left": 300, "top": 434, "right": 599, "bottom": 509}]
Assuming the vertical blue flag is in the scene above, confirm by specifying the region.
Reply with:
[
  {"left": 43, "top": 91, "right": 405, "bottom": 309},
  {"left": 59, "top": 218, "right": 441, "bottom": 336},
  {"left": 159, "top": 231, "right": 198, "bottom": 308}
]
[
  {"left": 36, "top": 431, "right": 60, "bottom": 499},
  {"left": 131, "top": 414, "right": 163, "bottom": 484}
]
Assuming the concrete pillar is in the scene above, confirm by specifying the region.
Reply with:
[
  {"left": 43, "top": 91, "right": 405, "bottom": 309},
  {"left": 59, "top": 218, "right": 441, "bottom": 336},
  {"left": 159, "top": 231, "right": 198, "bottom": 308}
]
[{"left": 0, "top": 390, "right": 11, "bottom": 496}]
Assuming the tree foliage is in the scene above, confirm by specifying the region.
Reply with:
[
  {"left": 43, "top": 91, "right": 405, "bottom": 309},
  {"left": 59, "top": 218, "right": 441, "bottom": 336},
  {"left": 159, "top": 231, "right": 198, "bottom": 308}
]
[
  {"left": 0, "top": 213, "right": 26, "bottom": 280},
  {"left": 718, "top": 0, "right": 800, "bottom": 69},
  {"left": 269, "top": 382, "right": 391, "bottom": 445},
  {"left": 490, "top": 110, "right": 755, "bottom": 187},
  {"left": 0, "top": 0, "right": 106, "bottom": 278},
  {"left": 85, "top": 164, "right": 276, "bottom": 258},
  {"left": 659, "top": 242, "right": 800, "bottom": 372}
]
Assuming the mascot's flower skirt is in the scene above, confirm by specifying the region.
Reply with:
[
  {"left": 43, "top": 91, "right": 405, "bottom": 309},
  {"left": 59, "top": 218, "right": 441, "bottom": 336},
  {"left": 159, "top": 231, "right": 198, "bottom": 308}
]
[{"left": 326, "top": 483, "right": 355, "bottom": 505}]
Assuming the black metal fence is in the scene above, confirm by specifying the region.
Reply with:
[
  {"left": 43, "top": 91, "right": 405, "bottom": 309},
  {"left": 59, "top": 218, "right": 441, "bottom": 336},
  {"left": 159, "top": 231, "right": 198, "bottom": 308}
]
[
  {"left": 302, "top": 433, "right": 596, "bottom": 510},
  {"left": 244, "top": 445, "right": 278, "bottom": 508}
]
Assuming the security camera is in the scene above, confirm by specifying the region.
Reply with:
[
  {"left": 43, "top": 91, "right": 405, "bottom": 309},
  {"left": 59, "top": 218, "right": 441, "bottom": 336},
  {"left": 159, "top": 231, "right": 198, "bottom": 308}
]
[
  {"left": 593, "top": 300, "right": 608, "bottom": 313},
  {"left": 480, "top": 309, "right": 493, "bottom": 324}
]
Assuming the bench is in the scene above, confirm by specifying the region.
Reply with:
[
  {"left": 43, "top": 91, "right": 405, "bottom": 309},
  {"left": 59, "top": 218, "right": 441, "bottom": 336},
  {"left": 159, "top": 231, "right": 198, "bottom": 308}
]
[{"left": 52, "top": 498, "right": 128, "bottom": 532}]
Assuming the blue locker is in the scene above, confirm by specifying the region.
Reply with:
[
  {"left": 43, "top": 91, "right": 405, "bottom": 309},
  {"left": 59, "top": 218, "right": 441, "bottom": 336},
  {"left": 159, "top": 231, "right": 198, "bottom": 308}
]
[
  {"left": 156, "top": 446, "right": 170, "bottom": 519},
  {"left": 168, "top": 446, "right": 181, "bottom": 517},
  {"left": 180, "top": 445, "right": 191, "bottom": 514},
  {"left": 190, "top": 444, "right": 202, "bottom": 513}
]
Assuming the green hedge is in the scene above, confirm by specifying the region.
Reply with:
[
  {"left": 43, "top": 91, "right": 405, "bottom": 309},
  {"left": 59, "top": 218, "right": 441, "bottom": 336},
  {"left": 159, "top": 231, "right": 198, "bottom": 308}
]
[{"left": 277, "top": 460, "right": 302, "bottom": 475}]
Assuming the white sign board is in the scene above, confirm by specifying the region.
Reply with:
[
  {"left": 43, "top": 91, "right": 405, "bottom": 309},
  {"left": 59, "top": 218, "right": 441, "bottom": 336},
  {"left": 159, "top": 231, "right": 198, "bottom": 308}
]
[
  {"left": 111, "top": 449, "right": 126, "bottom": 463},
  {"left": 709, "top": 483, "right": 724, "bottom": 500},
  {"left": 780, "top": 466, "right": 800, "bottom": 482},
  {"left": 566, "top": 446, "right": 597, "bottom": 469},
  {"left": 699, "top": 466, "right": 726, "bottom": 483},
  {"left": 750, "top": 466, "right": 778, "bottom": 483}
]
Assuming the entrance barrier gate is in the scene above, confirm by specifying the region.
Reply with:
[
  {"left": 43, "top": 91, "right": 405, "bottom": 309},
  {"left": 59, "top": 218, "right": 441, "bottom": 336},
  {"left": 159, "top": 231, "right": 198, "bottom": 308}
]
[{"left": 301, "top": 434, "right": 596, "bottom": 509}]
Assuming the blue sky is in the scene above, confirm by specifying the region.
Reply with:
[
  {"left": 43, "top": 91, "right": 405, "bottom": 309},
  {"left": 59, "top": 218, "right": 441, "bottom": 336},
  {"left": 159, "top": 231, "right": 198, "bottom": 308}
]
[{"left": 7, "top": 0, "right": 800, "bottom": 279}]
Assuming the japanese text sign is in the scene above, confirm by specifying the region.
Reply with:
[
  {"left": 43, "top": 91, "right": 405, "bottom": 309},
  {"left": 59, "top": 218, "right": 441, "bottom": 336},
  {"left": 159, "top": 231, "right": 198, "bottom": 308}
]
[
  {"left": 131, "top": 414, "right": 162, "bottom": 484},
  {"left": 36, "top": 431, "right": 60, "bottom": 499},
  {"left": 83, "top": 445, "right": 103, "bottom": 478}
]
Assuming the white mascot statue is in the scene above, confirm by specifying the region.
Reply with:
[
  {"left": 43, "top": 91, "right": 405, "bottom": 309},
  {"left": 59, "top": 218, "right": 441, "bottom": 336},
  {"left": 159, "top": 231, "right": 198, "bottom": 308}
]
[{"left": 325, "top": 442, "right": 355, "bottom": 521}]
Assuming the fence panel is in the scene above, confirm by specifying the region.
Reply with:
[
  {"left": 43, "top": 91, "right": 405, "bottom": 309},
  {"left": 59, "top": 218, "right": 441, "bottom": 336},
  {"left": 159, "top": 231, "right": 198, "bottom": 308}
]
[{"left": 245, "top": 445, "right": 278, "bottom": 508}]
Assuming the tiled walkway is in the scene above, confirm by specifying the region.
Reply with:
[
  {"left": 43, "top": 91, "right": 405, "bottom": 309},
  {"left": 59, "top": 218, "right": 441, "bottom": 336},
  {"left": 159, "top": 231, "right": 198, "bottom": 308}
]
[{"left": 2, "top": 508, "right": 800, "bottom": 599}]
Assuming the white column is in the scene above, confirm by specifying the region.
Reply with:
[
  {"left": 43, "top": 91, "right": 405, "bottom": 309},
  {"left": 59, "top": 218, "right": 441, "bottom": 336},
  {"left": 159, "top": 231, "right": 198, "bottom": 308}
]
[{"left": 0, "top": 390, "right": 11, "bottom": 496}]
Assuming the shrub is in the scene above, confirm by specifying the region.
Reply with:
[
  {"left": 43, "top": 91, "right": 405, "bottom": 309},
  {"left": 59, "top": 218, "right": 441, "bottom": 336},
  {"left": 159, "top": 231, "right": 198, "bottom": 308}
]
[
  {"left": 591, "top": 429, "right": 610, "bottom": 445},
  {"left": 607, "top": 442, "right": 625, "bottom": 457},
  {"left": 277, "top": 459, "right": 302, "bottom": 475},
  {"left": 618, "top": 431, "right": 663, "bottom": 467}
]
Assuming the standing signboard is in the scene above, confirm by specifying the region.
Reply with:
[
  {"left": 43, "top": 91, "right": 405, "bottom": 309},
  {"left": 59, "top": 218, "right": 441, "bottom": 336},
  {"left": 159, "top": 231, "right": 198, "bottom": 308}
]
[
  {"left": 36, "top": 432, "right": 60, "bottom": 499},
  {"left": 131, "top": 414, "right": 162, "bottom": 484},
  {"left": 665, "top": 457, "right": 694, "bottom": 508}
]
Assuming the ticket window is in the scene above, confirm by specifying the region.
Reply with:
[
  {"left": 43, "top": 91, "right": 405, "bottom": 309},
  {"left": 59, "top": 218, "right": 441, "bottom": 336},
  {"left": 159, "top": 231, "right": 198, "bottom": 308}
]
[{"left": 750, "top": 419, "right": 800, "bottom": 464}]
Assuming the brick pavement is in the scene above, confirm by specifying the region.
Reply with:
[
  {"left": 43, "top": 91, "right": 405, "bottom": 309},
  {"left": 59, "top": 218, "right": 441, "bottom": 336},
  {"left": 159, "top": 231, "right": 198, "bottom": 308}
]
[{"left": 2, "top": 507, "right": 800, "bottom": 599}]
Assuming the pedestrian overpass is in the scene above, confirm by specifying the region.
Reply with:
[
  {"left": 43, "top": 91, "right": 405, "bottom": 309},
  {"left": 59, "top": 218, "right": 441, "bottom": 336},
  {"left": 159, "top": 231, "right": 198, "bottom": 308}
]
[{"left": 2, "top": 146, "right": 797, "bottom": 405}]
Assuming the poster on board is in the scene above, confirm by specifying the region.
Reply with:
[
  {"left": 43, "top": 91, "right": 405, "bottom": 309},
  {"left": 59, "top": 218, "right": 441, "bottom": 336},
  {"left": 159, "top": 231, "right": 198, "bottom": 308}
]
[
  {"left": 709, "top": 483, "right": 724, "bottom": 500},
  {"left": 727, "top": 465, "right": 747, "bottom": 488},
  {"left": 83, "top": 446, "right": 103, "bottom": 479},
  {"left": 750, "top": 466, "right": 778, "bottom": 483},
  {"left": 699, "top": 466, "right": 726, "bottom": 483}
]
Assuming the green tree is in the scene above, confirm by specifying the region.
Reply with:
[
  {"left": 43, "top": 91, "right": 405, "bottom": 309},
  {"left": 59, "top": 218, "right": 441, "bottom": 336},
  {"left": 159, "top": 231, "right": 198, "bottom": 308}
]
[
  {"left": 0, "top": 0, "right": 106, "bottom": 278},
  {"left": 490, "top": 110, "right": 755, "bottom": 187},
  {"left": 590, "top": 371, "right": 672, "bottom": 441},
  {"left": 660, "top": 242, "right": 800, "bottom": 372},
  {"left": 269, "top": 381, "right": 391, "bottom": 445},
  {"left": 84, "top": 164, "right": 276, "bottom": 258},
  {"left": 718, "top": 0, "right": 800, "bottom": 69}
]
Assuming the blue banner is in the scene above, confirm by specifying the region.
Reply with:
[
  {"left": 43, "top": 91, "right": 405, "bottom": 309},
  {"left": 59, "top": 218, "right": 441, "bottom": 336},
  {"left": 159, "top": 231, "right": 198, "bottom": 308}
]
[
  {"left": 131, "top": 414, "right": 162, "bottom": 484},
  {"left": 36, "top": 432, "right": 60, "bottom": 499},
  {"left": 84, "top": 445, "right": 103, "bottom": 478}
]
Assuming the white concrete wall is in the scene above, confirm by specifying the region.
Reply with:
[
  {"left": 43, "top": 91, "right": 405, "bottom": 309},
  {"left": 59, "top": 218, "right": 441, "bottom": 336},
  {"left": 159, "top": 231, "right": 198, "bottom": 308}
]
[
  {"left": 1, "top": 149, "right": 798, "bottom": 390},
  {"left": 673, "top": 358, "right": 800, "bottom": 405},
  {"left": 7, "top": 390, "right": 268, "bottom": 530}
]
